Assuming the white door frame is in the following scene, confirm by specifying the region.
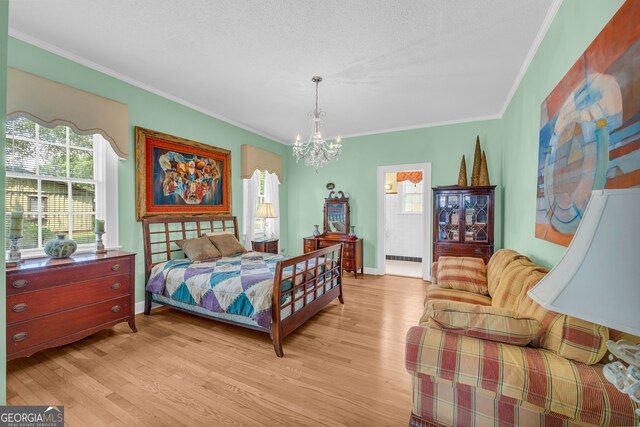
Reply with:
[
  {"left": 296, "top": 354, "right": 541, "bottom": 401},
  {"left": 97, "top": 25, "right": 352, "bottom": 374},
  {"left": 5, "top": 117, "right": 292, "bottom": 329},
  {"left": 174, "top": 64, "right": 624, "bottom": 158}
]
[{"left": 377, "top": 163, "right": 432, "bottom": 280}]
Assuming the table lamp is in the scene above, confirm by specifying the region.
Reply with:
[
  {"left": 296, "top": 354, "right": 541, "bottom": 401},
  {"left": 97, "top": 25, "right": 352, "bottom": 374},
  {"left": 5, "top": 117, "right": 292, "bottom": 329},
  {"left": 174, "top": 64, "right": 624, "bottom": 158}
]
[
  {"left": 256, "top": 203, "right": 277, "bottom": 239},
  {"left": 528, "top": 189, "right": 640, "bottom": 418}
]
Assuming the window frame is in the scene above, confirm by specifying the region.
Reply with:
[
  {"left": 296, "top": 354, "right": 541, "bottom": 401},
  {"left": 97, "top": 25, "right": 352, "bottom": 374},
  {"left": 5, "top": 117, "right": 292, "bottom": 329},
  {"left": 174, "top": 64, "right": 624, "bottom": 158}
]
[
  {"left": 5, "top": 120, "right": 119, "bottom": 259},
  {"left": 254, "top": 170, "right": 267, "bottom": 238},
  {"left": 399, "top": 180, "right": 424, "bottom": 214}
]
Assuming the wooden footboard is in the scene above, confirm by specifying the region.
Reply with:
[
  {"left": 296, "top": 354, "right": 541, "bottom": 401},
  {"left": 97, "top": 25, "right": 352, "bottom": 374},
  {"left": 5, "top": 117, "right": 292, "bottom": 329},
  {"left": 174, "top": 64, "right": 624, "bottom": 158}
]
[{"left": 271, "top": 244, "right": 344, "bottom": 357}]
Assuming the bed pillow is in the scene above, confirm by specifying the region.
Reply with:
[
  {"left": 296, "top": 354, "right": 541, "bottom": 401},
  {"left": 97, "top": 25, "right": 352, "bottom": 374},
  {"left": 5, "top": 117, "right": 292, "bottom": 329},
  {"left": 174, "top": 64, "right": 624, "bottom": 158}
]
[
  {"left": 436, "top": 256, "right": 488, "bottom": 295},
  {"left": 203, "top": 230, "right": 233, "bottom": 237},
  {"left": 176, "top": 236, "right": 222, "bottom": 261},
  {"left": 208, "top": 233, "right": 247, "bottom": 257},
  {"left": 427, "top": 300, "right": 541, "bottom": 346}
]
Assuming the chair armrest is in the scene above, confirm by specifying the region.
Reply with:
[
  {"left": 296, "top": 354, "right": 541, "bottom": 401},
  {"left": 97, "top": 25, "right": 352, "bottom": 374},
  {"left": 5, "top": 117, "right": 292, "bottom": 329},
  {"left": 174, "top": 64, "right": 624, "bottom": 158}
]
[
  {"left": 405, "top": 326, "right": 637, "bottom": 426},
  {"left": 430, "top": 261, "right": 438, "bottom": 284}
]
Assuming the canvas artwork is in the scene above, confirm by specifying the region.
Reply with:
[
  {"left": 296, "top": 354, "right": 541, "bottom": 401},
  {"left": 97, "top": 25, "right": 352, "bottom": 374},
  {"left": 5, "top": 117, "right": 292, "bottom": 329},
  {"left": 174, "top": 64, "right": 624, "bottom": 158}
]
[
  {"left": 135, "top": 127, "right": 231, "bottom": 219},
  {"left": 154, "top": 149, "right": 222, "bottom": 206},
  {"left": 536, "top": 1, "right": 640, "bottom": 246}
]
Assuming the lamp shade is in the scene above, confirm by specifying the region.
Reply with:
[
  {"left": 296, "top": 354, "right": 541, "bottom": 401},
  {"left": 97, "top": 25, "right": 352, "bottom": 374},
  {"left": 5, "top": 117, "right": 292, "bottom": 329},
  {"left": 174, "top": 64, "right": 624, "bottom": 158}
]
[
  {"left": 528, "top": 189, "right": 640, "bottom": 336},
  {"left": 256, "top": 203, "right": 277, "bottom": 219}
]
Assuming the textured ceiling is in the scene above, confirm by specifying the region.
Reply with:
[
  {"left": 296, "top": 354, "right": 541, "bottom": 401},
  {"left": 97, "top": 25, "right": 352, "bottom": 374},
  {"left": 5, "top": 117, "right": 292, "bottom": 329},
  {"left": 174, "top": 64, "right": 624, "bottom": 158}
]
[{"left": 9, "top": 0, "right": 557, "bottom": 144}]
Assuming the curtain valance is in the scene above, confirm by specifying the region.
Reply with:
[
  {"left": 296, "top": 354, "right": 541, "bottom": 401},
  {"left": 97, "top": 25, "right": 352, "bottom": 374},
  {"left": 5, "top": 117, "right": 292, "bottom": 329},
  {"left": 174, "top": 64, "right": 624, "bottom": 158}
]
[
  {"left": 241, "top": 144, "right": 283, "bottom": 183},
  {"left": 7, "top": 67, "right": 129, "bottom": 159},
  {"left": 397, "top": 171, "right": 423, "bottom": 184}
]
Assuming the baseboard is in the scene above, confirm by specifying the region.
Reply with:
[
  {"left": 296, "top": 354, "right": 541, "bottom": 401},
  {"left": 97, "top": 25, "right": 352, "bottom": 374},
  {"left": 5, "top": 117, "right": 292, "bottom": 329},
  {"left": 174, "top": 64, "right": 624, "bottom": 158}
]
[
  {"left": 134, "top": 300, "right": 161, "bottom": 315},
  {"left": 363, "top": 267, "right": 382, "bottom": 275}
]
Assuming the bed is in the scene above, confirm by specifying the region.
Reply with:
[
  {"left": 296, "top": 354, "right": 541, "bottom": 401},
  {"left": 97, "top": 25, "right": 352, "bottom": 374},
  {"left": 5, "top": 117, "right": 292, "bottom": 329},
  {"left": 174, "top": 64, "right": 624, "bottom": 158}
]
[{"left": 142, "top": 215, "right": 344, "bottom": 357}]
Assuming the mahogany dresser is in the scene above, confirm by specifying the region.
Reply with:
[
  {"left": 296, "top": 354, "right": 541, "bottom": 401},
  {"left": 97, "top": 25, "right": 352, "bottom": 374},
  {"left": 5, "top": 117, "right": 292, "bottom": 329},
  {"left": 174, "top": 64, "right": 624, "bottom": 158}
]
[
  {"left": 303, "top": 236, "right": 364, "bottom": 278},
  {"left": 6, "top": 251, "right": 136, "bottom": 361}
]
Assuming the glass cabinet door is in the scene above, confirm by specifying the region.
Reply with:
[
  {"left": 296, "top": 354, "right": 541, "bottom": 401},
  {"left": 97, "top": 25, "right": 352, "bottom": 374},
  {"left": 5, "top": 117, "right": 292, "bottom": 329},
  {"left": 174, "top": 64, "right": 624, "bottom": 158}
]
[
  {"left": 437, "top": 194, "right": 461, "bottom": 242},
  {"left": 463, "top": 194, "right": 489, "bottom": 242}
]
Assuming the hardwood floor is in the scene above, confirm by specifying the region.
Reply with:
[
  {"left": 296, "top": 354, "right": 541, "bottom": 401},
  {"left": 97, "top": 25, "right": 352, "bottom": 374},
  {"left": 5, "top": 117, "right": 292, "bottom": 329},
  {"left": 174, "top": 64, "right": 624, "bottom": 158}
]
[{"left": 7, "top": 274, "right": 428, "bottom": 426}]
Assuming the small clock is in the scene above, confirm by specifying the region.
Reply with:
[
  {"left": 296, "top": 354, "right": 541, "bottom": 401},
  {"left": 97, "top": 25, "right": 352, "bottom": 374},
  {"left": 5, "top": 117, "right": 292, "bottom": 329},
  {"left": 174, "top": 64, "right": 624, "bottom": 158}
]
[{"left": 326, "top": 182, "right": 335, "bottom": 190}]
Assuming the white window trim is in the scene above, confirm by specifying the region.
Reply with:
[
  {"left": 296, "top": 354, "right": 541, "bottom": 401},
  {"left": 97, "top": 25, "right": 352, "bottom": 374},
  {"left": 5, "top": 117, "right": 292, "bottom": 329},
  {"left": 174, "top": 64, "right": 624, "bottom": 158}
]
[
  {"left": 254, "top": 171, "right": 267, "bottom": 238},
  {"left": 399, "top": 180, "right": 424, "bottom": 214},
  {"left": 5, "top": 127, "right": 119, "bottom": 259}
]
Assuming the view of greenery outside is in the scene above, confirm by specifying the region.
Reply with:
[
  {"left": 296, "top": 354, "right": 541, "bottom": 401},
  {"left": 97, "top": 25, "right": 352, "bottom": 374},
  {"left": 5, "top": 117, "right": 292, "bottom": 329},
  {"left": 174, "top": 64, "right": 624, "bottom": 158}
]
[{"left": 5, "top": 118, "right": 97, "bottom": 250}]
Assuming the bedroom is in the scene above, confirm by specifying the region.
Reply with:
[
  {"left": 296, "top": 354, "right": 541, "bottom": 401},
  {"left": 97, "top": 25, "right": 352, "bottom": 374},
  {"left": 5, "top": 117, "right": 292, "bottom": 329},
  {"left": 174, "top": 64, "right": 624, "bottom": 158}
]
[{"left": 1, "top": 1, "right": 639, "bottom": 426}]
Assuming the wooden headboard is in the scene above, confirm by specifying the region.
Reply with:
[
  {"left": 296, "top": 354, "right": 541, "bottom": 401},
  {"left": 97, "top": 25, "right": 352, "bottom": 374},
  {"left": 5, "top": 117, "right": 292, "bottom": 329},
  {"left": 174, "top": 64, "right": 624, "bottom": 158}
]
[{"left": 142, "top": 215, "right": 239, "bottom": 279}]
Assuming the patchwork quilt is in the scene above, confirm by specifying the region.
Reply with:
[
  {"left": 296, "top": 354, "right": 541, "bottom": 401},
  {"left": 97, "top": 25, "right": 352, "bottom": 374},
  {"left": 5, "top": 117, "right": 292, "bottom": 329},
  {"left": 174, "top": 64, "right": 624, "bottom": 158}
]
[{"left": 146, "top": 252, "right": 325, "bottom": 330}]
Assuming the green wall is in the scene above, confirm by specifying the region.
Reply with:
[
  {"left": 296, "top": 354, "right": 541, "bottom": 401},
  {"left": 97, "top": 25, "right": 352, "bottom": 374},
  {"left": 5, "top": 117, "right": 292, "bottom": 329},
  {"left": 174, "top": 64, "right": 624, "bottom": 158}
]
[
  {"left": 286, "top": 119, "right": 503, "bottom": 269},
  {"left": 500, "top": 0, "right": 624, "bottom": 267},
  {"left": 286, "top": 0, "right": 626, "bottom": 271},
  {"left": 7, "top": 37, "right": 289, "bottom": 303},
  {"left": 0, "top": 0, "right": 8, "bottom": 406}
]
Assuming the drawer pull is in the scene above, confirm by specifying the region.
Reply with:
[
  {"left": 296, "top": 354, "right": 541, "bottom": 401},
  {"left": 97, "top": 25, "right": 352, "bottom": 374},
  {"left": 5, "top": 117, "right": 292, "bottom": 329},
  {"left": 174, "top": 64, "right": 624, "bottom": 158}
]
[
  {"left": 12, "top": 279, "right": 29, "bottom": 289},
  {"left": 12, "top": 303, "right": 28, "bottom": 313},
  {"left": 111, "top": 305, "right": 121, "bottom": 313},
  {"left": 12, "top": 332, "right": 28, "bottom": 342},
  {"left": 111, "top": 264, "right": 121, "bottom": 271},
  {"left": 111, "top": 282, "right": 122, "bottom": 290},
  {"left": 475, "top": 248, "right": 482, "bottom": 253}
]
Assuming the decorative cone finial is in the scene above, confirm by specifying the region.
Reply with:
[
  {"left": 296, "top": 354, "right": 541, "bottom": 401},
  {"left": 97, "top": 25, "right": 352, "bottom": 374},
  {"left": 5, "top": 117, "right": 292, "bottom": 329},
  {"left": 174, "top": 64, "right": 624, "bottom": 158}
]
[
  {"left": 471, "top": 136, "right": 482, "bottom": 186},
  {"left": 479, "top": 151, "right": 490, "bottom": 186},
  {"left": 457, "top": 155, "right": 467, "bottom": 186}
]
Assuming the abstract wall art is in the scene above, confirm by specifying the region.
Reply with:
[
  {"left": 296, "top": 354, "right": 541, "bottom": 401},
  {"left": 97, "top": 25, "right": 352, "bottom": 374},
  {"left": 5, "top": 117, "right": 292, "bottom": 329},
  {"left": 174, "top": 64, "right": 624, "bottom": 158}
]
[
  {"left": 135, "top": 127, "right": 231, "bottom": 220},
  {"left": 537, "top": 1, "right": 640, "bottom": 246}
]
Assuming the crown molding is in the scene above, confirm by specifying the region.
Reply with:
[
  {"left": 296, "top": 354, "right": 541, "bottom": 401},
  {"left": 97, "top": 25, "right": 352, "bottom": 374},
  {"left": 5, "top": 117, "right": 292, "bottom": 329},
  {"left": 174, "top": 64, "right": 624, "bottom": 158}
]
[
  {"left": 9, "top": 0, "right": 562, "bottom": 147},
  {"left": 330, "top": 113, "right": 502, "bottom": 143},
  {"left": 498, "top": 0, "right": 563, "bottom": 117},
  {"left": 8, "top": 28, "right": 287, "bottom": 145}
]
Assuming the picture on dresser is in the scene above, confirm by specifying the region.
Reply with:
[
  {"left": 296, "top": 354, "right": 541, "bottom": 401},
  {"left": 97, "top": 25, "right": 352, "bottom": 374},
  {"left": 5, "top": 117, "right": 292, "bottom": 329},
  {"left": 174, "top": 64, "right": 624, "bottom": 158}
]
[{"left": 135, "top": 127, "right": 231, "bottom": 220}]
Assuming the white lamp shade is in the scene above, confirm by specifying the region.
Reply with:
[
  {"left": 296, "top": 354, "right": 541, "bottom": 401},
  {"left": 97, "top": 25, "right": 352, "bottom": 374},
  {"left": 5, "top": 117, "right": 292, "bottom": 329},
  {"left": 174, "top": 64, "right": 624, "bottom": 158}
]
[
  {"left": 256, "top": 203, "right": 277, "bottom": 219},
  {"left": 528, "top": 189, "right": 640, "bottom": 337}
]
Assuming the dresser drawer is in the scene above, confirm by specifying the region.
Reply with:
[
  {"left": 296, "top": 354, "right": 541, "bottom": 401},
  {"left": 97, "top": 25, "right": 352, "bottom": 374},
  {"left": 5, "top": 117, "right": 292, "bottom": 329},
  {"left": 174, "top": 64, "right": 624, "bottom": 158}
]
[
  {"left": 317, "top": 239, "right": 336, "bottom": 249},
  {"left": 7, "top": 274, "right": 130, "bottom": 324},
  {"left": 303, "top": 246, "right": 315, "bottom": 254},
  {"left": 343, "top": 242, "right": 355, "bottom": 251},
  {"left": 343, "top": 259, "right": 354, "bottom": 270},
  {"left": 266, "top": 241, "right": 278, "bottom": 253},
  {"left": 7, "top": 257, "right": 131, "bottom": 295},
  {"left": 7, "top": 295, "right": 130, "bottom": 353},
  {"left": 342, "top": 249, "right": 354, "bottom": 260},
  {"left": 304, "top": 239, "right": 317, "bottom": 249}
]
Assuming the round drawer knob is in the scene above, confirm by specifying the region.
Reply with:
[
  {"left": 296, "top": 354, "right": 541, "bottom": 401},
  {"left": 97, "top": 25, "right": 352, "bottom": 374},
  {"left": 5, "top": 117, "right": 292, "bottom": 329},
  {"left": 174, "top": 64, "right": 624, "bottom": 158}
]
[
  {"left": 111, "top": 264, "right": 121, "bottom": 271},
  {"left": 111, "top": 282, "right": 121, "bottom": 290},
  {"left": 111, "top": 305, "right": 121, "bottom": 313},
  {"left": 12, "top": 303, "right": 28, "bottom": 313},
  {"left": 12, "top": 332, "right": 28, "bottom": 342},
  {"left": 12, "top": 279, "right": 29, "bottom": 289}
]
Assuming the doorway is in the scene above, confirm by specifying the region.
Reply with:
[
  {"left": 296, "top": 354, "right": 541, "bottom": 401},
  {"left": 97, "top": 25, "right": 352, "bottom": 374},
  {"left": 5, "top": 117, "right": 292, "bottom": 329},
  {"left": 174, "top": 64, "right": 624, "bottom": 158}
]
[{"left": 377, "top": 163, "right": 431, "bottom": 280}]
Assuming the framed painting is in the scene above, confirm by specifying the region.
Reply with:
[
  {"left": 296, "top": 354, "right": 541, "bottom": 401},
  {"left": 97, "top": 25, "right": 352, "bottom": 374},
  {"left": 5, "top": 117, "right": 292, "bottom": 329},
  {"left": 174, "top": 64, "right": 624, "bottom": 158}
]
[
  {"left": 135, "top": 127, "right": 231, "bottom": 220},
  {"left": 537, "top": 1, "right": 640, "bottom": 246}
]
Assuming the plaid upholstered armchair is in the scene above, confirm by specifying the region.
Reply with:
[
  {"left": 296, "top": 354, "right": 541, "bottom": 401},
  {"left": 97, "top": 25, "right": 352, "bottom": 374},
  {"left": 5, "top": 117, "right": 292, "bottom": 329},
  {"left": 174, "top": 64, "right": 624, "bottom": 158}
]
[{"left": 406, "top": 249, "right": 639, "bottom": 427}]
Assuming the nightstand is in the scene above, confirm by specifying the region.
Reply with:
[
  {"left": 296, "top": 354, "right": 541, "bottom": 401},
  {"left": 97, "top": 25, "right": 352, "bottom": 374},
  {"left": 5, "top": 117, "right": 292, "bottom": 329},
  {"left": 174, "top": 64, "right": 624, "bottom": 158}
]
[{"left": 252, "top": 238, "right": 279, "bottom": 254}]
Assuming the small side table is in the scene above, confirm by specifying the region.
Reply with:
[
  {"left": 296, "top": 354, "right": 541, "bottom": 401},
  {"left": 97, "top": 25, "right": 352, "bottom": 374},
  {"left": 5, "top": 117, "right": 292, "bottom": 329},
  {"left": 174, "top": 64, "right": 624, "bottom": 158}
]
[{"left": 252, "top": 238, "right": 279, "bottom": 254}]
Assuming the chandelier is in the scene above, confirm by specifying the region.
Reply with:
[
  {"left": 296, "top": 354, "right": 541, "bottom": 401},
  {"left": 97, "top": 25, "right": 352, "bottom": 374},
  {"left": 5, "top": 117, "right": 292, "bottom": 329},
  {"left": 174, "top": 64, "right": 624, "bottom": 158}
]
[{"left": 293, "top": 76, "right": 342, "bottom": 170}]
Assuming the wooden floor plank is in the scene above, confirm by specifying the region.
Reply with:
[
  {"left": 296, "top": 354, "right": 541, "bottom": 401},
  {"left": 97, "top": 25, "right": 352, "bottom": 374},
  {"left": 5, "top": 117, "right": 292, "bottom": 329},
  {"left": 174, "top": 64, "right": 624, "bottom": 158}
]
[{"left": 7, "top": 274, "right": 428, "bottom": 426}]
